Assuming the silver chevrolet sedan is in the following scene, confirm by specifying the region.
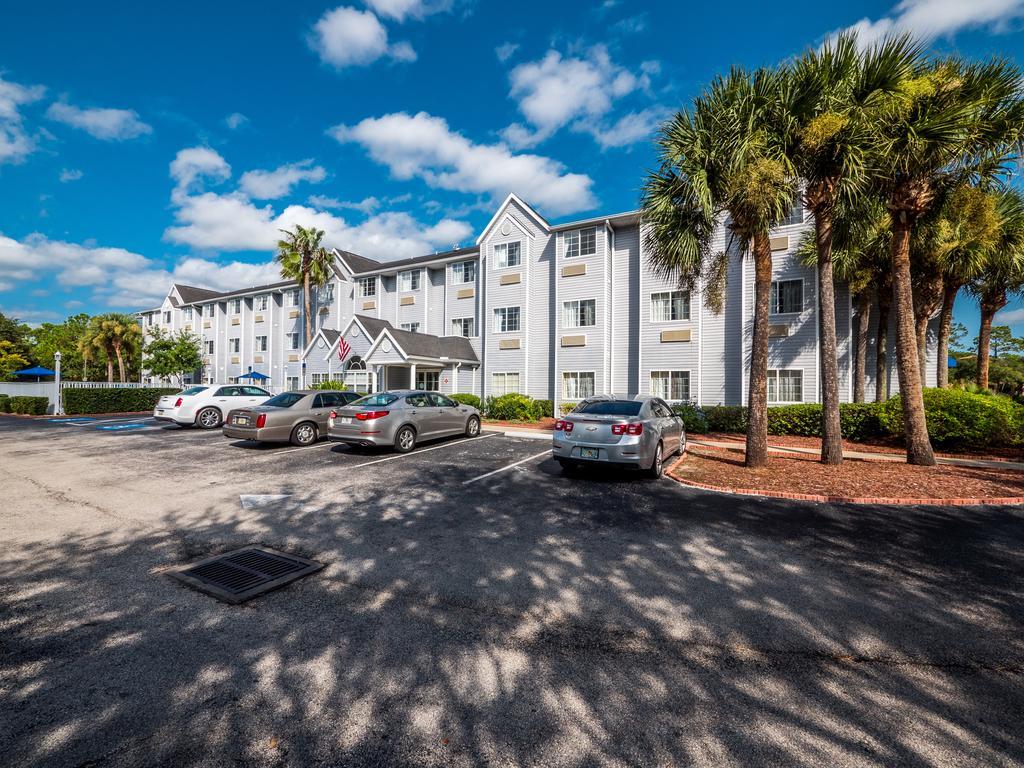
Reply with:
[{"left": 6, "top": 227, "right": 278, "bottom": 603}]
[
  {"left": 223, "top": 390, "right": 363, "bottom": 445},
  {"left": 552, "top": 395, "right": 685, "bottom": 478},
  {"left": 328, "top": 390, "right": 482, "bottom": 453}
]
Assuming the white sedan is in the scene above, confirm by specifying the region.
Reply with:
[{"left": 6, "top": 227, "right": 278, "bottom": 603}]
[{"left": 154, "top": 384, "right": 271, "bottom": 429}]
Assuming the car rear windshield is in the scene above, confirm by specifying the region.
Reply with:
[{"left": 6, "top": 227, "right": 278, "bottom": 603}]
[
  {"left": 263, "top": 392, "right": 305, "bottom": 408},
  {"left": 179, "top": 386, "right": 208, "bottom": 396},
  {"left": 353, "top": 393, "right": 399, "bottom": 407},
  {"left": 575, "top": 400, "right": 643, "bottom": 416}
]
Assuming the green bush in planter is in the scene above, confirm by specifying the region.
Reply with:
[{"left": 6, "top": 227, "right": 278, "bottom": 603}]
[
  {"left": 533, "top": 399, "right": 554, "bottom": 419},
  {"left": 839, "top": 402, "right": 885, "bottom": 442},
  {"left": 673, "top": 403, "right": 709, "bottom": 433},
  {"left": 451, "top": 393, "right": 481, "bottom": 410},
  {"left": 310, "top": 380, "right": 352, "bottom": 390},
  {"left": 704, "top": 405, "right": 747, "bottom": 433},
  {"left": 559, "top": 401, "right": 579, "bottom": 416},
  {"left": 63, "top": 387, "right": 179, "bottom": 415},
  {"left": 486, "top": 393, "right": 538, "bottom": 421},
  {"left": 879, "top": 387, "right": 1024, "bottom": 449},
  {"left": 0, "top": 394, "right": 10, "bottom": 412},
  {"left": 9, "top": 396, "right": 48, "bottom": 414}
]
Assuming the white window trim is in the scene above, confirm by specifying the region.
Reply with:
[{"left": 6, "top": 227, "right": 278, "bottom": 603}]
[
  {"left": 450, "top": 260, "right": 476, "bottom": 285},
  {"left": 649, "top": 369, "right": 692, "bottom": 402},
  {"left": 767, "top": 368, "right": 804, "bottom": 404},
  {"left": 561, "top": 370, "right": 597, "bottom": 400},
  {"left": 649, "top": 290, "right": 691, "bottom": 324},
  {"left": 562, "top": 298, "right": 597, "bottom": 329},
  {"left": 451, "top": 317, "right": 476, "bottom": 337},
  {"left": 490, "top": 371, "right": 522, "bottom": 396},
  {"left": 563, "top": 227, "right": 597, "bottom": 259},
  {"left": 493, "top": 241, "right": 523, "bottom": 270},
  {"left": 357, "top": 276, "right": 377, "bottom": 298},
  {"left": 492, "top": 306, "right": 521, "bottom": 334},
  {"left": 398, "top": 269, "right": 422, "bottom": 292},
  {"left": 770, "top": 278, "right": 805, "bottom": 316}
]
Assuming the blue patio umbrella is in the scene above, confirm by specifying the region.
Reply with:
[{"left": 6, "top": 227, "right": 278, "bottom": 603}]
[
  {"left": 14, "top": 365, "right": 55, "bottom": 382},
  {"left": 948, "top": 356, "right": 958, "bottom": 368},
  {"left": 237, "top": 371, "right": 270, "bottom": 381}
]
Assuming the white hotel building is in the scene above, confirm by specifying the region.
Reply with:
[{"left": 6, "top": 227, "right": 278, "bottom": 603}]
[{"left": 138, "top": 194, "right": 940, "bottom": 409}]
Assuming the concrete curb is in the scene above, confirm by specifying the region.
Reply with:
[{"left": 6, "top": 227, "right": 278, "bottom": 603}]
[{"left": 481, "top": 426, "right": 552, "bottom": 441}]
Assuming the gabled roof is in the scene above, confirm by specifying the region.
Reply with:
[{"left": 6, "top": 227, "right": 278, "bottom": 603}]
[
  {"left": 173, "top": 284, "right": 223, "bottom": 304},
  {"left": 475, "top": 193, "right": 550, "bottom": 244},
  {"left": 334, "top": 249, "right": 382, "bottom": 276},
  {"left": 549, "top": 209, "right": 639, "bottom": 232}
]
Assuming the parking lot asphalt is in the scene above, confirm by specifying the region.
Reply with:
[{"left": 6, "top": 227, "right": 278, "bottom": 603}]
[{"left": 2, "top": 414, "right": 1024, "bottom": 767}]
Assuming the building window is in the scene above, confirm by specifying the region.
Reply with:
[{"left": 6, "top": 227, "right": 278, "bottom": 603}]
[
  {"left": 310, "top": 373, "right": 327, "bottom": 385},
  {"left": 357, "top": 276, "right": 376, "bottom": 298},
  {"left": 163, "top": 311, "right": 171, "bottom": 323},
  {"left": 562, "top": 371, "right": 595, "bottom": 400},
  {"left": 204, "top": 341, "right": 214, "bottom": 355},
  {"left": 491, "top": 372, "right": 521, "bottom": 396},
  {"left": 229, "top": 299, "right": 241, "bottom": 314},
  {"left": 494, "top": 241, "right": 521, "bottom": 269},
  {"left": 398, "top": 269, "right": 421, "bottom": 292},
  {"left": 289, "top": 332, "right": 300, "bottom": 350},
  {"left": 319, "top": 284, "right": 334, "bottom": 304},
  {"left": 400, "top": 322, "right": 421, "bottom": 333},
  {"left": 288, "top": 289, "right": 301, "bottom": 307},
  {"left": 416, "top": 371, "right": 440, "bottom": 390},
  {"left": 651, "top": 290, "right": 690, "bottom": 322},
  {"left": 183, "top": 307, "right": 193, "bottom": 321},
  {"left": 451, "top": 260, "right": 476, "bottom": 284},
  {"left": 256, "top": 295, "right": 268, "bottom": 311},
  {"left": 493, "top": 306, "right": 521, "bottom": 333},
  {"left": 286, "top": 376, "right": 299, "bottom": 390},
  {"left": 229, "top": 338, "right": 240, "bottom": 354},
  {"left": 451, "top": 317, "right": 475, "bottom": 337},
  {"left": 565, "top": 227, "right": 597, "bottom": 258},
  {"left": 255, "top": 335, "right": 267, "bottom": 352},
  {"left": 780, "top": 201, "right": 804, "bottom": 226},
  {"left": 562, "top": 299, "right": 596, "bottom": 328},
  {"left": 650, "top": 370, "right": 691, "bottom": 401},
  {"left": 768, "top": 369, "right": 803, "bottom": 403},
  {"left": 771, "top": 279, "right": 804, "bottom": 314}
]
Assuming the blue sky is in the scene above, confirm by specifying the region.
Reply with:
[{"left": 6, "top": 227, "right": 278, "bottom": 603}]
[{"left": 1, "top": 0, "right": 1023, "bottom": 337}]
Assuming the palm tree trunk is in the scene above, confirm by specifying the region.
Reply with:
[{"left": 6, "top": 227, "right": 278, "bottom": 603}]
[
  {"left": 853, "top": 290, "right": 870, "bottom": 403},
  {"left": 890, "top": 214, "right": 935, "bottom": 466},
  {"left": 976, "top": 290, "right": 1006, "bottom": 391},
  {"left": 936, "top": 281, "right": 958, "bottom": 388},
  {"left": 303, "top": 267, "right": 313, "bottom": 347},
  {"left": 105, "top": 350, "right": 114, "bottom": 384},
  {"left": 815, "top": 206, "right": 842, "bottom": 464},
  {"left": 745, "top": 233, "right": 772, "bottom": 468},
  {"left": 875, "top": 294, "right": 889, "bottom": 402},
  {"left": 914, "top": 274, "right": 942, "bottom": 382},
  {"left": 114, "top": 342, "right": 126, "bottom": 383}
]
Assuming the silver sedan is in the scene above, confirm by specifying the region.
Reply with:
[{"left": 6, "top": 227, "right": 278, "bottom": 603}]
[
  {"left": 223, "top": 390, "right": 363, "bottom": 445},
  {"left": 551, "top": 395, "right": 686, "bottom": 478},
  {"left": 328, "top": 390, "right": 482, "bottom": 453}
]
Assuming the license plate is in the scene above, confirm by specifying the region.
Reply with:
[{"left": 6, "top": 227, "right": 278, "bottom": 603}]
[
  {"left": 340, "top": 417, "right": 353, "bottom": 425},
  {"left": 580, "top": 448, "right": 599, "bottom": 460},
  {"left": 235, "top": 417, "right": 249, "bottom": 425},
  {"left": 156, "top": 409, "right": 164, "bottom": 415}
]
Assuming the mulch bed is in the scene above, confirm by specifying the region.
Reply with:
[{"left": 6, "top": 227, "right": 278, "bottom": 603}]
[
  {"left": 484, "top": 418, "right": 556, "bottom": 431},
  {"left": 696, "top": 432, "right": 1024, "bottom": 463},
  {"left": 671, "top": 445, "right": 1024, "bottom": 503}
]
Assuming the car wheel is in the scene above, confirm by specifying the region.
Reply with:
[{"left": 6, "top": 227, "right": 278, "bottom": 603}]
[
  {"left": 646, "top": 442, "right": 664, "bottom": 479},
  {"left": 196, "top": 407, "right": 222, "bottom": 429},
  {"left": 465, "top": 415, "right": 481, "bottom": 437},
  {"left": 395, "top": 425, "right": 416, "bottom": 453},
  {"left": 291, "top": 422, "right": 318, "bottom": 446}
]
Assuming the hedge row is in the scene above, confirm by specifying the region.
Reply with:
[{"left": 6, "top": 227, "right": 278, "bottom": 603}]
[
  {"left": 63, "top": 387, "right": 179, "bottom": 415},
  {"left": 0, "top": 395, "right": 49, "bottom": 415}
]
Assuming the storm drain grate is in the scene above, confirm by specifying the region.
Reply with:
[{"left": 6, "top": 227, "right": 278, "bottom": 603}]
[{"left": 169, "top": 545, "right": 324, "bottom": 604}]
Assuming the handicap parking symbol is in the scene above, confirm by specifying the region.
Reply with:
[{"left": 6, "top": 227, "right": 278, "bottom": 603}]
[
  {"left": 99, "top": 423, "right": 146, "bottom": 431},
  {"left": 50, "top": 417, "right": 95, "bottom": 423}
]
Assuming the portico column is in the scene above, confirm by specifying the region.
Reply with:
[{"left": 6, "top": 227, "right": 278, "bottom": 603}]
[{"left": 410, "top": 363, "right": 417, "bottom": 389}]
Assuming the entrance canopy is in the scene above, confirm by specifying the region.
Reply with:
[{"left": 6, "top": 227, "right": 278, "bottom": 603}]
[{"left": 238, "top": 371, "right": 270, "bottom": 381}]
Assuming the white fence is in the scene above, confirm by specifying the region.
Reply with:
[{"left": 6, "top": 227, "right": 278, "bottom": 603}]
[
  {"left": 63, "top": 381, "right": 148, "bottom": 389},
  {"left": 1, "top": 380, "right": 154, "bottom": 414}
]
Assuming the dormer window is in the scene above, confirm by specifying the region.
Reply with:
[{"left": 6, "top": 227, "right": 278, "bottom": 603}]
[
  {"left": 398, "top": 269, "right": 421, "bottom": 292},
  {"left": 565, "top": 227, "right": 596, "bottom": 258}
]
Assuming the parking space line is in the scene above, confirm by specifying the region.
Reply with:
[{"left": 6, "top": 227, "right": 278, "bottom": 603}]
[
  {"left": 345, "top": 433, "right": 500, "bottom": 469},
  {"left": 248, "top": 442, "right": 331, "bottom": 456},
  {"left": 462, "top": 449, "right": 552, "bottom": 485}
]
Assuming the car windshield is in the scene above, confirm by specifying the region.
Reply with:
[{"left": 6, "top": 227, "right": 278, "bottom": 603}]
[
  {"left": 179, "top": 386, "right": 208, "bottom": 396},
  {"left": 263, "top": 392, "right": 305, "bottom": 408},
  {"left": 353, "top": 393, "right": 399, "bottom": 407},
  {"left": 575, "top": 400, "right": 643, "bottom": 416}
]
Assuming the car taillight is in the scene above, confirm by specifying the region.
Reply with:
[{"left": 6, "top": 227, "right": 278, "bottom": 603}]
[
  {"left": 175, "top": 397, "right": 183, "bottom": 407},
  {"left": 356, "top": 410, "right": 389, "bottom": 421},
  {"left": 612, "top": 422, "right": 643, "bottom": 436},
  {"left": 256, "top": 413, "right": 267, "bottom": 428},
  {"left": 329, "top": 411, "right": 337, "bottom": 419},
  {"left": 554, "top": 419, "right": 574, "bottom": 432}
]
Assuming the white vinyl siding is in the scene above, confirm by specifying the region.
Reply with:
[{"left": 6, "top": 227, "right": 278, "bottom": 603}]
[
  {"left": 771, "top": 279, "right": 804, "bottom": 315},
  {"left": 562, "top": 299, "right": 596, "bottom": 328},
  {"left": 650, "top": 370, "right": 691, "bottom": 401},
  {"left": 493, "top": 306, "right": 521, "bottom": 333},
  {"left": 650, "top": 290, "right": 690, "bottom": 322},
  {"left": 562, "top": 371, "right": 595, "bottom": 400},
  {"left": 491, "top": 372, "right": 521, "bottom": 396},
  {"left": 451, "top": 260, "right": 476, "bottom": 284},
  {"left": 768, "top": 369, "right": 803, "bottom": 403},
  {"left": 398, "top": 269, "right": 421, "bottom": 292},
  {"left": 494, "top": 241, "right": 521, "bottom": 269},
  {"left": 357, "top": 276, "right": 376, "bottom": 298},
  {"left": 452, "top": 317, "right": 475, "bottom": 337},
  {"left": 564, "top": 227, "right": 597, "bottom": 258}
]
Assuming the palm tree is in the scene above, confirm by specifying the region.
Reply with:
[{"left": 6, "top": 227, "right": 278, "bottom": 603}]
[
  {"left": 642, "top": 67, "right": 796, "bottom": 468},
  {"left": 866, "top": 55, "right": 1024, "bottom": 465},
  {"left": 84, "top": 316, "right": 116, "bottom": 383},
  {"left": 785, "top": 33, "right": 918, "bottom": 462},
  {"left": 967, "top": 188, "right": 1024, "bottom": 390},
  {"left": 276, "top": 225, "right": 336, "bottom": 347}
]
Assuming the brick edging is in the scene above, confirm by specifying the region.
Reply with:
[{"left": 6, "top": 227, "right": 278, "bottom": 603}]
[{"left": 664, "top": 455, "right": 1024, "bottom": 506}]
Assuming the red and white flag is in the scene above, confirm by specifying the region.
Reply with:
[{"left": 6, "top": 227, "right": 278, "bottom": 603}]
[{"left": 338, "top": 337, "right": 352, "bottom": 363}]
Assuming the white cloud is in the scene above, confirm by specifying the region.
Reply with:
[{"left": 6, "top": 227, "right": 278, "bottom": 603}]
[
  {"left": 59, "top": 168, "right": 83, "bottom": 183},
  {"left": 0, "top": 307, "right": 62, "bottom": 326},
  {"left": 169, "top": 146, "right": 231, "bottom": 200},
  {"left": 364, "top": 0, "right": 453, "bottom": 21},
  {"left": 586, "top": 107, "right": 669, "bottom": 149},
  {"left": 0, "top": 75, "right": 45, "bottom": 164},
  {"left": 308, "top": 194, "right": 381, "bottom": 214},
  {"left": 45, "top": 101, "right": 152, "bottom": 141},
  {"left": 309, "top": 6, "right": 416, "bottom": 68},
  {"left": 838, "top": 0, "right": 1024, "bottom": 47},
  {"left": 495, "top": 42, "right": 519, "bottom": 62},
  {"left": 224, "top": 112, "right": 249, "bottom": 130},
  {"left": 501, "top": 45, "right": 653, "bottom": 148},
  {"left": 995, "top": 307, "right": 1024, "bottom": 327},
  {"left": 239, "top": 159, "right": 327, "bottom": 199},
  {"left": 329, "top": 111, "right": 596, "bottom": 216}
]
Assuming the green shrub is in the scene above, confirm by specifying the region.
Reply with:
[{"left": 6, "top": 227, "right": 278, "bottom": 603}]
[
  {"left": 705, "top": 406, "right": 747, "bottom": 433},
  {"left": 673, "top": 403, "right": 709, "bottom": 433},
  {"left": 485, "top": 393, "right": 539, "bottom": 421},
  {"left": 451, "top": 393, "right": 481, "bottom": 410},
  {"left": 63, "top": 387, "right": 179, "bottom": 415},
  {"left": 839, "top": 402, "right": 886, "bottom": 441},
  {"left": 310, "top": 380, "right": 352, "bottom": 391},
  {"left": 533, "top": 399, "right": 554, "bottom": 419},
  {"left": 699, "top": 402, "right": 886, "bottom": 440},
  {"left": 767, "top": 404, "right": 822, "bottom": 436},
  {"left": 879, "top": 387, "right": 1024, "bottom": 449},
  {"left": 559, "top": 401, "right": 579, "bottom": 416},
  {"left": 9, "top": 396, "right": 49, "bottom": 415},
  {"left": 0, "top": 394, "right": 9, "bottom": 413}
]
